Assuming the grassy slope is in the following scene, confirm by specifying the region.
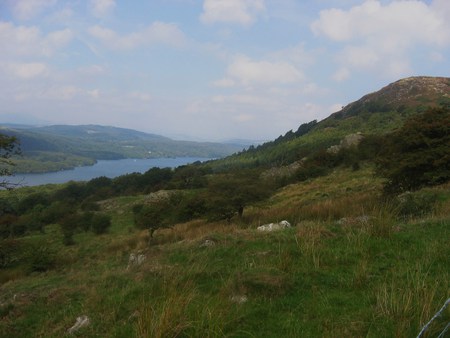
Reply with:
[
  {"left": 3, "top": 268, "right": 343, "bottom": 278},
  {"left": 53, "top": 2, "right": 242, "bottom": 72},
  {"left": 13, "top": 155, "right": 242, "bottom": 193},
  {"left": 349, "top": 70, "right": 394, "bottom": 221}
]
[{"left": 1, "top": 166, "right": 449, "bottom": 337}]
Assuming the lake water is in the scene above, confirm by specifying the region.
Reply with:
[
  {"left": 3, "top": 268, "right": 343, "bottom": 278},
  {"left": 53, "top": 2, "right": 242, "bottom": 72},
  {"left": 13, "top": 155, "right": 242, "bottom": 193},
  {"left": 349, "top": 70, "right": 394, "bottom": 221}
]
[{"left": 6, "top": 157, "right": 209, "bottom": 187}]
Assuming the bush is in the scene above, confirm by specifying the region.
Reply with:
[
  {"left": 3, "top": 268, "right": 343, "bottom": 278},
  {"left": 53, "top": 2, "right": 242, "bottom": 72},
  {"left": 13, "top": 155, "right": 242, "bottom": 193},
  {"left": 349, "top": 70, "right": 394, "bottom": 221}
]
[
  {"left": 133, "top": 202, "right": 170, "bottom": 231},
  {"left": 24, "top": 242, "right": 56, "bottom": 272},
  {"left": 377, "top": 107, "right": 450, "bottom": 193},
  {"left": 396, "top": 191, "right": 438, "bottom": 218},
  {"left": 90, "top": 214, "right": 112, "bottom": 235},
  {"left": 59, "top": 213, "right": 79, "bottom": 246},
  {"left": 0, "top": 239, "right": 21, "bottom": 268}
]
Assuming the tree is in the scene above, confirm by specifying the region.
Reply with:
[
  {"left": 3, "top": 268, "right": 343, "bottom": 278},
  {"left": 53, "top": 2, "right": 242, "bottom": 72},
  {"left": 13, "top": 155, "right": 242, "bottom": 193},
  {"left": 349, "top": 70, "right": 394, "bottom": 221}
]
[
  {"left": 376, "top": 107, "right": 450, "bottom": 194},
  {"left": 0, "top": 134, "right": 20, "bottom": 190},
  {"left": 206, "top": 171, "right": 273, "bottom": 221},
  {"left": 90, "top": 214, "right": 112, "bottom": 235}
]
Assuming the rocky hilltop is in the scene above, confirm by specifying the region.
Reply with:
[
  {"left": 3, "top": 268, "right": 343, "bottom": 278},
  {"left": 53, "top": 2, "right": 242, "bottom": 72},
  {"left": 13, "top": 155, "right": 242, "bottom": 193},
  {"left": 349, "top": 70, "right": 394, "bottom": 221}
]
[{"left": 335, "top": 76, "right": 449, "bottom": 118}]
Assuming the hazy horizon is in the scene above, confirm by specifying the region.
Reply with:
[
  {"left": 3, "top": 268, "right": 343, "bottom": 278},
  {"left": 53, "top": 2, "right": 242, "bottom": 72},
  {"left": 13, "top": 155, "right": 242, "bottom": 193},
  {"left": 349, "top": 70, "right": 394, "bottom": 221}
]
[{"left": 1, "top": 0, "right": 449, "bottom": 141}]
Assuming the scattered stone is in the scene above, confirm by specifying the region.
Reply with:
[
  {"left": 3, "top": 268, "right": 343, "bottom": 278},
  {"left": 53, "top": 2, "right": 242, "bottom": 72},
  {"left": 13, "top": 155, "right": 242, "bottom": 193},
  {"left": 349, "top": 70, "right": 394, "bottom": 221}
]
[
  {"left": 67, "top": 315, "right": 90, "bottom": 335},
  {"left": 257, "top": 220, "right": 291, "bottom": 232},
  {"left": 261, "top": 160, "right": 305, "bottom": 179},
  {"left": 127, "top": 253, "right": 146, "bottom": 270},
  {"left": 230, "top": 295, "right": 248, "bottom": 304},
  {"left": 200, "top": 239, "right": 216, "bottom": 247},
  {"left": 327, "top": 133, "right": 364, "bottom": 154}
]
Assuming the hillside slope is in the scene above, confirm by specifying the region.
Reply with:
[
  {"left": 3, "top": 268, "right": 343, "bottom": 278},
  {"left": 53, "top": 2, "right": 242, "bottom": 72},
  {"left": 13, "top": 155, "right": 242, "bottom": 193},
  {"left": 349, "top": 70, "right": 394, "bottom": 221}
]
[{"left": 213, "top": 76, "right": 449, "bottom": 170}]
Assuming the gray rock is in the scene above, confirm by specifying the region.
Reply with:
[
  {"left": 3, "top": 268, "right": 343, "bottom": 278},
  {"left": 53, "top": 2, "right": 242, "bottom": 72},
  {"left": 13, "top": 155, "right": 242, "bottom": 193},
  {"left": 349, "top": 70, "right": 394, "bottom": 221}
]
[
  {"left": 230, "top": 295, "right": 248, "bottom": 304},
  {"left": 127, "top": 253, "right": 146, "bottom": 270},
  {"left": 200, "top": 239, "right": 216, "bottom": 247},
  {"left": 67, "top": 315, "right": 90, "bottom": 334},
  {"left": 257, "top": 220, "right": 291, "bottom": 232}
]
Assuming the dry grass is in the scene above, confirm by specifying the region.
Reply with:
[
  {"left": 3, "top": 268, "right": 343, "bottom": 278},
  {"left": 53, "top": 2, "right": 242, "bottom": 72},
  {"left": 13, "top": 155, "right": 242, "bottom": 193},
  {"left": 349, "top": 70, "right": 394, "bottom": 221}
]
[
  {"left": 136, "top": 281, "right": 197, "bottom": 338},
  {"left": 295, "top": 221, "right": 334, "bottom": 269},
  {"left": 244, "top": 166, "right": 383, "bottom": 227},
  {"left": 151, "top": 219, "right": 243, "bottom": 245},
  {"left": 375, "top": 265, "right": 448, "bottom": 336}
]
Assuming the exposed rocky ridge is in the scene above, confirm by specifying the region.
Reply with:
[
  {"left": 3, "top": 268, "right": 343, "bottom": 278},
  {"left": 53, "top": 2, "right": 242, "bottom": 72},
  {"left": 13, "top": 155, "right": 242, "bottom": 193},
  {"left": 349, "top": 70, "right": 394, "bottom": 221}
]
[{"left": 334, "top": 76, "right": 449, "bottom": 119}]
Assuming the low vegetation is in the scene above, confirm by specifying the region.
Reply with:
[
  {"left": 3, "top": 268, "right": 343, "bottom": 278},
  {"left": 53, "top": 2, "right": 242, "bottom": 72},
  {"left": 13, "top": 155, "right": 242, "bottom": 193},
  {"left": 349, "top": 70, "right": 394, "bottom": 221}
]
[
  {"left": 0, "top": 165, "right": 448, "bottom": 337},
  {"left": 0, "top": 80, "right": 448, "bottom": 336}
]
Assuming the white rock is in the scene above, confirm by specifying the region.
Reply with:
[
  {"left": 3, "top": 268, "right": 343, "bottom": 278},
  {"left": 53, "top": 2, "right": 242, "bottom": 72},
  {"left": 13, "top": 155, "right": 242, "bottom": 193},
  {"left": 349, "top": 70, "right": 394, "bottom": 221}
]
[
  {"left": 257, "top": 220, "right": 291, "bottom": 232},
  {"left": 67, "top": 315, "right": 90, "bottom": 334},
  {"left": 127, "top": 253, "right": 146, "bottom": 270},
  {"left": 230, "top": 295, "right": 248, "bottom": 304},
  {"left": 200, "top": 239, "right": 216, "bottom": 247}
]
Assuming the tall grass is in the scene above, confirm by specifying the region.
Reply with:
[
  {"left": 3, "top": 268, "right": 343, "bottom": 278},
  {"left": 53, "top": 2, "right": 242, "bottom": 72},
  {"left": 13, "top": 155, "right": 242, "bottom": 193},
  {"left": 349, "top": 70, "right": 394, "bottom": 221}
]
[
  {"left": 375, "top": 265, "right": 448, "bottom": 337},
  {"left": 136, "top": 281, "right": 196, "bottom": 338},
  {"left": 295, "top": 221, "right": 334, "bottom": 269}
]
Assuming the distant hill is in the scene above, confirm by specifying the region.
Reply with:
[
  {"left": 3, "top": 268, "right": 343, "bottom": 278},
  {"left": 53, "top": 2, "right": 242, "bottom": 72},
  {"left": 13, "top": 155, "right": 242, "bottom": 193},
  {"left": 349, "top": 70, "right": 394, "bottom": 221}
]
[
  {"left": 32, "top": 125, "right": 169, "bottom": 142},
  {"left": 213, "top": 76, "right": 449, "bottom": 170},
  {"left": 0, "top": 125, "right": 245, "bottom": 173}
]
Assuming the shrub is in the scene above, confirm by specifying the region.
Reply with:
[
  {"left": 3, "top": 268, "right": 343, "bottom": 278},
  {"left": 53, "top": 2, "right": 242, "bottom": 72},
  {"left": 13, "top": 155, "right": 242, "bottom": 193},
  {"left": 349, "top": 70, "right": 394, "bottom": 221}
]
[
  {"left": 90, "top": 214, "right": 112, "bottom": 235},
  {"left": 0, "top": 239, "right": 21, "bottom": 268},
  {"left": 133, "top": 202, "right": 170, "bottom": 232},
  {"left": 376, "top": 107, "right": 450, "bottom": 194},
  {"left": 396, "top": 191, "right": 437, "bottom": 218},
  {"left": 24, "top": 242, "right": 56, "bottom": 272}
]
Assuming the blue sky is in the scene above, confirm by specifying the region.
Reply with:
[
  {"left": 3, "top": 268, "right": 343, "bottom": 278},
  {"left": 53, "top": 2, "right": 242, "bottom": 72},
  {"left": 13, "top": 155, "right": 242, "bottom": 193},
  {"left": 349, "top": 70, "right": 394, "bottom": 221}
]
[{"left": 0, "top": 0, "right": 448, "bottom": 141}]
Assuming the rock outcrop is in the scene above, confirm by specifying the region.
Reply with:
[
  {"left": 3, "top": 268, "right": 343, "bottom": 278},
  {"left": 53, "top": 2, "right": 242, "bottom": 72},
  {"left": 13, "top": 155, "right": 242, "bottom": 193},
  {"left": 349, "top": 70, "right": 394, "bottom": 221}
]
[
  {"left": 257, "top": 220, "right": 291, "bottom": 232},
  {"left": 67, "top": 315, "right": 90, "bottom": 335}
]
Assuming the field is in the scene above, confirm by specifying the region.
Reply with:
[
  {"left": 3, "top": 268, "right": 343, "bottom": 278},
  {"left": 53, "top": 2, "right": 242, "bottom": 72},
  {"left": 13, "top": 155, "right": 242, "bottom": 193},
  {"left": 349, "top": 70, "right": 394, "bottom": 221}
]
[{"left": 0, "top": 166, "right": 449, "bottom": 337}]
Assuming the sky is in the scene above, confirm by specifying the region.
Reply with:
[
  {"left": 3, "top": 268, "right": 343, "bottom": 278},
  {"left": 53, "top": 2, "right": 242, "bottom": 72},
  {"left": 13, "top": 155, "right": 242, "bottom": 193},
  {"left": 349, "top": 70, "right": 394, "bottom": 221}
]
[{"left": 0, "top": 0, "right": 449, "bottom": 141}]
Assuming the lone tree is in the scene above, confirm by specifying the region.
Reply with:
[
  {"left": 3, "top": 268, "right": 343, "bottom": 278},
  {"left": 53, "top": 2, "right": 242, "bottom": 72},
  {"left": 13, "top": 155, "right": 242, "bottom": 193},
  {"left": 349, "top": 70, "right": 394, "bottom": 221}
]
[{"left": 0, "top": 134, "right": 20, "bottom": 190}]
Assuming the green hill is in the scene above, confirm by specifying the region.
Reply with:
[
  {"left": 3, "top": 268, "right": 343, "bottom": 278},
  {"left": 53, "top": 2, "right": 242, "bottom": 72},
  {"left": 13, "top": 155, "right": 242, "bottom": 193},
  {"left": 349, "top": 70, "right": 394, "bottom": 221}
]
[
  {"left": 0, "top": 125, "right": 245, "bottom": 173},
  {"left": 212, "top": 76, "right": 450, "bottom": 171}
]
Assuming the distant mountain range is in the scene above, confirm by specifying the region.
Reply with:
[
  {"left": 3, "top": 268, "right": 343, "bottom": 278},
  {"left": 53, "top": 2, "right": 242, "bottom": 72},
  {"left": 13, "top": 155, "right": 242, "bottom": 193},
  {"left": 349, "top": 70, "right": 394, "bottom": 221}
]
[{"left": 0, "top": 124, "right": 247, "bottom": 173}]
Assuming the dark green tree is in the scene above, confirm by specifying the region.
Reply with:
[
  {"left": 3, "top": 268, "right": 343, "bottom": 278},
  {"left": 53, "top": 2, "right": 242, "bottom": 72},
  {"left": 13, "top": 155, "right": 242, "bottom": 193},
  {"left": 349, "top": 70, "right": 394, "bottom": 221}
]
[
  {"left": 0, "top": 134, "right": 20, "bottom": 190},
  {"left": 90, "top": 214, "right": 112, "bottom": 235},
  {"left": 206, "top": 171, "right": 273, "bottom": 221},
  {"left": 376, "top": 107, "right": 450, "bottom": 194}
]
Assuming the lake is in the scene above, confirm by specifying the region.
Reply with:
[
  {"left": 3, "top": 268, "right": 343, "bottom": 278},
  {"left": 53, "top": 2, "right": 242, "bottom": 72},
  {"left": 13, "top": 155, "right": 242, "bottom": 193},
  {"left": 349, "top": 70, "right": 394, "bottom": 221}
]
[{"left": 6, "top": 157, "right": 210, "bottom": 187}]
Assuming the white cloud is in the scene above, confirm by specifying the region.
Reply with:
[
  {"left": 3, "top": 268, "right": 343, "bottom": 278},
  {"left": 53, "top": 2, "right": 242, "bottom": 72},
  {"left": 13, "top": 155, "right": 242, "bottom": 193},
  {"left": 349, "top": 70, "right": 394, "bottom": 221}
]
[
  {"left": 3, "top": 62, "right": 48, "bottom": 79},
  {"left": 332, "top": 67, "right": 350, "bottom": 82},
  {"left": 212, "top": 78, "right": 235, "bottom": 87},
  {"left": 200, "top": 0, "right": 266, "bottom": 26},
  {"left": 0, "top": 22, "right": 73, "bottom": 58},
  {"left": 88, "top": 89, "right": 100, "bottom": 99},
  {"left": 88, "top": 22, "right": 186, "bottom": 50},
  {"left": 129, "top": 92, "right": 152, "bottom": 101},
  {"left": 10, "top": 0, "right": 57, "bottom": 21},
  {"left": 312, "top": 1, "right": 449, "bottom": 46},
  {"left": 216, "top": 55, "right": 303, "bottom": 87},
  {"left": 311, "top": 0, "right": 450, "bottom": 79},
  {"left": 89, "top": 0, "right": 116, "bottom": 18},
  {"left": 233, "top": 114, "right": 255, "bottom": 123}
]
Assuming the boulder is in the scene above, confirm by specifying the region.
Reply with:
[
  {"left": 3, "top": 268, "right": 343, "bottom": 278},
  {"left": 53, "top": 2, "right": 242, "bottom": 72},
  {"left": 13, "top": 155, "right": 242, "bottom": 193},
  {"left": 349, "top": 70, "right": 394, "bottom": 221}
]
[
  {"left": 257, "top": 220, "right": 291, "bottom": 232},
  {"left": 127, "top": 253, "right": 146, "bottom": 270},
  {"left": 230, "top": 295, "right": 248, "bottom": 304},
  {"left": 200, "top": 239, "right": 216, "bottom": 247},
  {"left": 67, "top": 315, "right": 90, "bottom": 335},
  {"left": 327, "top": 133, "right": 364, "bottom": 154}
]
